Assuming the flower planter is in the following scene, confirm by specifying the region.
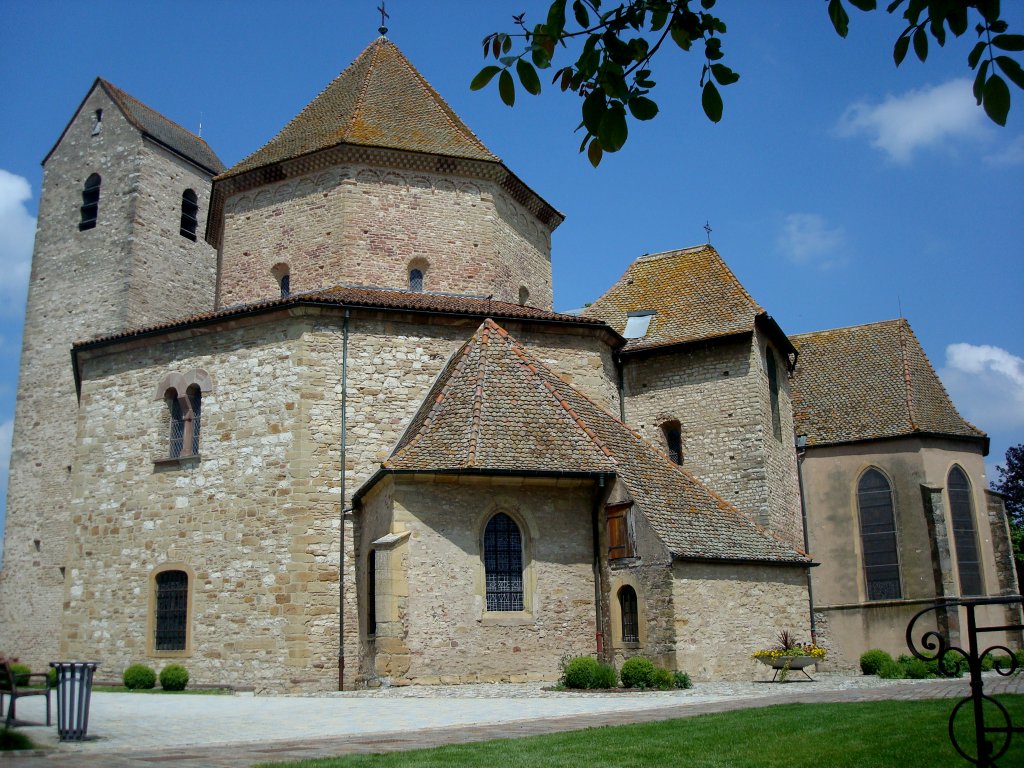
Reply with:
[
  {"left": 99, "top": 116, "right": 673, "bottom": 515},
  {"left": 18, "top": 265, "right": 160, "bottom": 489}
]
[{"left": 757, "top": 655, "right": 819, "bottom": 681}]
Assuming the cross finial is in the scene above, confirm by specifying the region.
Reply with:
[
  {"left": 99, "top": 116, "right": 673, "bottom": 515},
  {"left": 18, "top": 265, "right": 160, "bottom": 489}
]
[
  {"left": 703, "top": 221, "right": 713, "bottom": 244},
  {"left": 377, "top": 2, "right": 389, "bottom": 35}
]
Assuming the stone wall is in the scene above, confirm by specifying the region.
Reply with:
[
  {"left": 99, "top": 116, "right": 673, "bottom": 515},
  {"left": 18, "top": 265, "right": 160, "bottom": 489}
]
[{"left": 217, "top": 165, "right": 554, "bottom": 309}]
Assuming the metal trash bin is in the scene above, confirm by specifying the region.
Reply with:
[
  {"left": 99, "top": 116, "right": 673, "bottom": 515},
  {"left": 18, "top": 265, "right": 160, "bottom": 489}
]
[{"left": 49, "top": 662, "right": 99, "bottom": 741}]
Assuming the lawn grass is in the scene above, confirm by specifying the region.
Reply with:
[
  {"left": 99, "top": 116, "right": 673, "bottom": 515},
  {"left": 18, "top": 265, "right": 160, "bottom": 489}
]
[
  {"left": 91, "top": 685, "right": 233, "bottom": 695},
  {"left": 257, "top": 696, "right": 1024, "bottom": 768}
]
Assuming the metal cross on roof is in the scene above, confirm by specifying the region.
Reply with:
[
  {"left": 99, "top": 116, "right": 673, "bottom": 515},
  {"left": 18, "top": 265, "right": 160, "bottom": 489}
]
[
  {"left": 378, "top": 2, "right": 389, "bottom": 35},
  {"left": 704, "top": 221, "right": 713, "bottom": 244}
]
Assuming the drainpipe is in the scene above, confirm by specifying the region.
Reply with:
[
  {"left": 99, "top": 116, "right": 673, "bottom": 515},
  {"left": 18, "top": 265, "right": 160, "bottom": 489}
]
[
  {"left": 795, "top": 434, "right": 818, "bottom": 644},
  {"left": 591, "top": 473, "right": 613, "bottom": 659},
  {"left": 338, "top": 308, "right": 350, "bottom": 690},
  {"left": 614, "top": 355, "right": 626, "bottom": 423}
]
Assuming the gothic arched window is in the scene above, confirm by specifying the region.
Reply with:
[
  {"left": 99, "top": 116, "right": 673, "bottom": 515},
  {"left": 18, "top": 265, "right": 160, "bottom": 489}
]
[
  {"left": 857, "top": 468, "right": 902, "bottom": 600},
  {"left": 80, "top": 173, "right": 101, "bottom": 230},
  {"left": 154, "top": 570, "right": 189, "bottom": 651},
  {"left": 179, "top": 189, "right": 198, "bottom": 240},
  {"left": 948, "top": 465, "right": 983, "bottom": 596},
  {"left": 483, "top": 513, "right": 523, "bottom": 611},
  {"left": 618, "top": 585, "right": 639, "bottom": 643}
]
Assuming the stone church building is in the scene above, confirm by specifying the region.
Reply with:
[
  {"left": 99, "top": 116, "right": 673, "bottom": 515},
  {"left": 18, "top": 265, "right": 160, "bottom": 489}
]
[{"left": 0, "top": 38, "right": 1018, "bottom": 692}]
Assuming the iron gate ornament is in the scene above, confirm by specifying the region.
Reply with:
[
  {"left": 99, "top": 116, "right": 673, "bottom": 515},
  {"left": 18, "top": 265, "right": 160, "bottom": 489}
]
[{"left": 906, "top": 596, "right": 1024, "bottom": 766}]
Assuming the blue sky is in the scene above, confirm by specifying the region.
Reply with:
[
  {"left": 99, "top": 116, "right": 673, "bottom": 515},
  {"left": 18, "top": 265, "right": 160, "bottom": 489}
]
[{"left": 0, "top": 1, "right": 1021, "bottom": 543}]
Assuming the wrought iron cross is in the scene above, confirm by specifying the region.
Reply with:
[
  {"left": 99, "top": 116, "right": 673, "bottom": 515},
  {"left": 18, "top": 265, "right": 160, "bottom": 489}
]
[
  {"left": 377, "top": 2, "right": 389, "bottom": 35},
  {"left": 704, "top": 221, "right": 713, "bottom": 244}
]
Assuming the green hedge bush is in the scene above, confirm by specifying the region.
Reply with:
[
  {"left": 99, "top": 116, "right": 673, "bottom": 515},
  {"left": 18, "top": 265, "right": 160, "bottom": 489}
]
[
  {"left": 123, "top": 663, "right": 157, "bottom": 690},
  {"left": 620, "top": 656, "right": 658, "bottom": 689},
  {"left": 562, "top": 656, "right": 617, "bottom": 689},
  {"left": 159, "top": 664, "right": 189, "bottom": 691},
  {"left": 926, "top": 651, "right": 966, "bottom": 678},
  {"left": 651, "top": 667, "right": 675, "bottom": 690},
  {"left": 673, "top": 671, "right": 693, "bottom": 690},
  {"left": 859, "top": 649, "right": 893, "bottom": 676},
  {"left": 8, "top": 663, "right": 31, "bottom": 687}
]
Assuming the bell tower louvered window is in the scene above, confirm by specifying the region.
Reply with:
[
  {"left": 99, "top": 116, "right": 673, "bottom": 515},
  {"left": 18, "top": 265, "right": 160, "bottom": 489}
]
[
  {"left": 948, "top": 466, "right": 983, "bottom": 596},
  {"left": 79, "top": 173, "right": 101, "bottom": 230},
  {"left": 857, "top": 468, "right": 902, "bottom": 600},
  {"left": 154, "top": 570, "right": 188, "bottom": 651},
  {"left": 179, "top": 189, "right": 198, "bottom": 240},
  {"left": 766, "top": 348, "right": 782, "bottom": 441},
  {"left": 483, "top": 513, "right": 523, "bottom": 611}
]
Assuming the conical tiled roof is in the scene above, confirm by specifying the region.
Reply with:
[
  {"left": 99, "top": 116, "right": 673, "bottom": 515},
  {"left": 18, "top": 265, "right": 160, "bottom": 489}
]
[
  {"left": 791, "top": 319, "right": 986, "bottom": 448},
  {"left": 374, "top": 319, "right": 807, "bottom": 564},
  {"left": 222, "top": 38, "right": 498, "bottom": 179}
]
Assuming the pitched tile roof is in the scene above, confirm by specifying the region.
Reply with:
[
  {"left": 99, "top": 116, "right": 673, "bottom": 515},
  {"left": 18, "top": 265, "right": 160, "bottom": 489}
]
[
  {"left": 582, "top": 245, "right": 790, "bottom": 354},
  {"left": 373, "top": 319, "right": 807, "bottom": 564},
  {"left": 221, "top": 38, "right": 498, "bottom": 180},
  {"left": 98, "top": 80, "right": 225, "bottom": 174},
  {"left": 72, "top": 285, "right": 607, "bottom": 350},
  {"left": 791, "top": 319, "right": 986, "bottom": 448}
]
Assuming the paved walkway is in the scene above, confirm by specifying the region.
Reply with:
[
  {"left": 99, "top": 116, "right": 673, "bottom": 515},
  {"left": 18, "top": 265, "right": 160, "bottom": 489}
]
[{"left": 2, "top": 673, "right": 1021, "bottom": 767}]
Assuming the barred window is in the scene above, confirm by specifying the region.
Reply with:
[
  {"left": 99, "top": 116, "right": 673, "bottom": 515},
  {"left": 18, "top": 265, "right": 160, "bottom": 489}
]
[
  {"left": 662, "top": 420, "right": 682, "bottom": 465},
  {"left": 483, "top": 513, "right": 523, "bottom": 611},
  {"left": 409, "top": 268, "right": 423, "bottom": 292},
  {"left": 766, "top": 348, "right": 782, "bottom": 441},
  {"left": 154, "top": 570, "right": 188, "bottom": 651},
  {"left": 857, "top": 468, "right": 902, "bottom": 600},
  {"left": 948, "top": 466, "right": 983, "bottom": 596},
  {"left": 280, "top": 273, "right": 290, "bottom": 298},
  {"left": 618, "top": 585, "right": 639, "bottom": 643},
  {"left": 80, "top": 173, "right": 101, "bottom": 230},
  {"left": 179, "top": 189, "right": 198, "bottom": 240}
]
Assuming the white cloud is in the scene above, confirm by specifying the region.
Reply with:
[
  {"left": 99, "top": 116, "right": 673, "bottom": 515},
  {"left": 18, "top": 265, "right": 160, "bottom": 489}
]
[
  {"left": 985, "top": 134, "right": 1024, "bottom": 167},
  {"left": 776, "top": 213, "right": 847, "bottom": 269},
  {"left": 939, "top": 343, "right": 1024, "bottom": 430},
  {"left": 836, "top": 78, "right": 987, "bottom": 163},
  {"left": 0, "top": 169, "right": 35, "bottom": 317}
]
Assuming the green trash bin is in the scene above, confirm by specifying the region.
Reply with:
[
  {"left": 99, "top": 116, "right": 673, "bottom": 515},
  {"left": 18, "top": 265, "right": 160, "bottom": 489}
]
[{"left": 49, "top": 662, "right": 99, "bottom": 741}]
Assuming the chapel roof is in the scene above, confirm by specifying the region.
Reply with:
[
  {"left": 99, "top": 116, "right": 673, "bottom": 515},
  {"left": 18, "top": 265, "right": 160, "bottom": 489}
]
[
  {"left": 582, "top": 245, "right": 793, "bottom": 356},
  {"left": 790, "top": 319, "right": 986, "bottom": 450},
  {"left": 220, "top": 37, "right": 498, "bottom": 180},
  {"left": 372, "top": 319, "right": 808, "bottom": 564},
  {"left": 45, "top": 79, "right": 225, "bottom": 174}
]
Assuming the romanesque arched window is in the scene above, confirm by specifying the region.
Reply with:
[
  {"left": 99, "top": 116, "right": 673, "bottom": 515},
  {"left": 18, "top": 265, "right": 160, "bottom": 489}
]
[
  {"left": 165, "top": 385, "right": 201, "bottom": 458},
  {"left": 483, "top": 513, "right": 523, "bottom": 611},
  {"left": 857, "top": 468, "right": 902, "bottom": 600},
  {"left": 80, "top": 173, "right": 101, "bottom": 230},
  {"left": 766, "top": 348, "right": 782, "bottom": 441},
  {"left": 661, "top": 420, "right": 682, "bottom": 465},
  {"left": 618, "top": 585, "right": 639, "bottom": 643},
  {"left": 179, "top": 189, "right": 198, "bottom": 241},
  {"left": 187, "top": 384, "right": 202, "bottom": 456},
  {"left": 409, "top": 268, "right": 423, "bottom": 292},
  {"left": 154, "top": 570, "right": 188, "bottom": 651},
  {"left": 166, "top": 388, "right": 185, "bottom": 458},
  {"left": 948, "top": 465, "right": 983, "bottom": 596}
]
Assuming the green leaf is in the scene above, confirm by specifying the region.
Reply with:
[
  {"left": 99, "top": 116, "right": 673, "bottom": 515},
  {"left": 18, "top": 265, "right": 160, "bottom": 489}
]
[
  {"left": 498, "top": 69, "right": 516, "bottom": 106},
  {"left": 470, "top": 66, "right": 502, "bottom": 91},
  {"left": 502, "top": 33, "right": 512, "bottom": 55},
  {"left": 650, "top": 7, "right": 669, "bottom": 32},
  {"left": 894, "top": 33, "right": 910, "bottom": 65},
  {"left": 670, "top": 24, "right": 692, "bottom": 51},
  {"left": 546, "top": 0, "right": 567, "bottom": 39},
  {"left": 516, "top": 59, "right": 542, "bottom": 95},
  {"left": 572, "top": 0, "right": 589, "bottom": 28},
  {"left": 705, "top": 37, "right": 724, "bottom": 61},
  {"left": 848, "top": 0, "right": 876, "bottom": 10},
  {"left": 710, "top": 63, "right": 740, "bottom": 85},
  {"left": 582, "top": 88, "right": 606, "bottom": 134},
  {"left": 913, "top": 26, "right": 928, "bottom": 61},
  {"left": 974, "top": 59, "right": 990, "bottom": 103},
  {"left": 983, "top": 72, "right": 1010, "bottom": 125},
  {"left": 968, "top": 41, "right": 987, "bottom": 70},
  {"left": 995, "top": 56, "right": 1024, "bottom": 91},
  {"left": 532, "top": 43, "right": 552, "bottom": 69},
  {"left": 993, "top": 34, "right": 1024, "bottom": 52},
  {"left": 598, "top": 102, "right": 628, "bottom": 152},
  {"left": 628, "top": 95, "right": 659, "bottom": 120},
  {"left": 829, "top": 0, "right": 850, "bottom": 38},
  {"left": 587, "top": 137, "right": 603, "bottom": 167},
  {"left": 947, "top": 6, "right": 968, "bottom": 36},
  {"left": 702, "top": 79, "right": 723, "bottom": 122}
]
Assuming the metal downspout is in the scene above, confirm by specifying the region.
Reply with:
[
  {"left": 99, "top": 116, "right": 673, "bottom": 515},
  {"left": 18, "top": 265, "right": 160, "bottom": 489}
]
[
  {"left": 795, "top": 438, "right": 818, "bottom": 643},
  {"left": 338, "top": 309, "right": 350, "bottom": 690}
]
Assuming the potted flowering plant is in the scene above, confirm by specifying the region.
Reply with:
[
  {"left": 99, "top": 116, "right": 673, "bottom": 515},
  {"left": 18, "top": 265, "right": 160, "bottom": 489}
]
[{"left": 752, "top": 631, "right": 827, "bottom": 680}]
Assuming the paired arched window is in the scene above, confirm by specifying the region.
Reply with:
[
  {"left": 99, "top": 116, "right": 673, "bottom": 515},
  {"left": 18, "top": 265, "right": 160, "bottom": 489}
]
[
  {"left": 948, "top": 466, "right": 983, "bottom": 596},
  {"left": 857, "top": 468, "right": 902, "bottom": 600},
  {"left": 80, "top": 173, "right": 101, "bottom": 230},
  {"left": 179, "top": 189, "right": 199, "bottom": 240},
  {"left": 483, "top": 513, "right": 523, "bottom": 611},
  {"left": 154, "top": 570, "right": 188, "bottom": 651},
  {"left": 165, "top": 385, "right": 202, "bottom": 458},
  {"left": 661, "top": 420, "right": 682, "bottom": 465},
  {"left": 409, "top": 268, "right": 424, "bottom": 292},
  {"left": 766, "top": 348, "right": 782, "bottom": 441},
  {"left": 618, "top": 585, "right": 639, "bottom": 643}
]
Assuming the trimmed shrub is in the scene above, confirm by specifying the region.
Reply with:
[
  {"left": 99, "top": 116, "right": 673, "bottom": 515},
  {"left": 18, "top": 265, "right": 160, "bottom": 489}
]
[
  {"left": 651, "top": 667, "right": 674, "bottom": 691},
  {"left": 159, "top": 664, "right": 189, "bottom": 691},
  {"left": 980, "top": 655, "right": 995, "bottom": 672},
  {"left": 9, "top": 663, "right": 30, "bottom": 687},
  {"left": 123, "top": 664, "right": 157, "bottom": 690},
  {"left": 878, "top": 658, "right": 904, "bottom": 679},
  {"left": 562, "top": 656, "right": 617, "bottom": 690},
  {"left": 592, "top": 661, "right": 618, "bottom": 690},
  {"left": 46, "top": 668, "right": 57, "bottom": 688},
  {"left": 673, "top": 671, "right": 693, "bottom": 690},
  {"left": 620, "top": 656, "right": 658, "bottom": 689},
  {"left": 927, "top": 651, "right": 966, "bottom": 678},
  {"left": 903, "top": 658, "right": 932, "bottom": 679},
  {"left": 860, "top": 649, "right": 894, "bottom": 676}
]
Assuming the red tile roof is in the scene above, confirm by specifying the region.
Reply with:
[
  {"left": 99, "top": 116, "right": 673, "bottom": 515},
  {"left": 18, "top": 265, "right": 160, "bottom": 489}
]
[
  {"left": 791, "top": 319, "right": 986, "bottom": 448},
  {"left": 372, "top": 319, "right": 807, "bottom": 564}
]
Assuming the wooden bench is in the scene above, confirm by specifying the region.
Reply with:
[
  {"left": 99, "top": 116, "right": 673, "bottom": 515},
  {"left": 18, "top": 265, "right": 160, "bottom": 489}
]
[{"left": 0, "top": 661, "right": 51, "bottom": 727}]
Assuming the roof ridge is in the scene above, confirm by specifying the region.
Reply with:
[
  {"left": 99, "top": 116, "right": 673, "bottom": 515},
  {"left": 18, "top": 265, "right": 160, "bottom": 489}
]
[
  {"left": 341, "top": 38, "right": 384, "bottom": 145},
  {"left": 897, "top": 318, "right": 918, "bottom": 431},
  {"left": 99, "top": 79, "right": 204, "bottom": 146},
  {"left": 791, "top": 318, "right": 903, "bottom": 339},
  {"left": 466, "top": 322, "right": 490, "bottom": 465}
]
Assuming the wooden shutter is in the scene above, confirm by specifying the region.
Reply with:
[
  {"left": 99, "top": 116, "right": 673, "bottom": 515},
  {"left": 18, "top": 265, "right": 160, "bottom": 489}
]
[{"left": 606, "top": 502, "right": 635, "bottom": 559}]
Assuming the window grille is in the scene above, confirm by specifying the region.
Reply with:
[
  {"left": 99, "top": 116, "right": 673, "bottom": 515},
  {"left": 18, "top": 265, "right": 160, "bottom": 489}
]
[
  {"left": 167, "top": 391, "right": 184, "bottom": 458},
  {"left": 662, "top": 421, "right": 682, "bottom": 465},
  {"left": 766, "top": 349, "right": 782, "bottom": 441},
  {"left": 484, "top": 513, "right": 523, "bottom": 611},
  {"left": 80, "top": 173, "right": 101, "bottom": 230},
  {"left": 187, "top": 385, "right": 201, "bottom": 456},
  {"left": 179, "top": 189, "right": 198, "bottom": 240},
  {"left": 619, "top": 586, "right": 639, "bottom": 643},
  {"left": 280, "top": 274, "right": 290, "bottom": 298},
  {"left": 857, "top": 468, "right": 902, "bottom": 600},
  {"left": 606, "top": 502, "right": 635, "bottom": 559},
  {"left": 948, "top": 466, "right": 983, "bottom": 596},
  {"left": 155, "top": 570, "right": 188, "bottom": 651},
  {"left": 409, "top": 268, "right": 423, "bottom": 292}
]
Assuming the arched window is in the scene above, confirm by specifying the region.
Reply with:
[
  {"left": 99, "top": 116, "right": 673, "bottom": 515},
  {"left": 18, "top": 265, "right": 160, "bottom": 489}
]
[
  {"left": 154, "top": 570, "right": 188, "bottom": 651},
  {"left": 857, "top": 468, "right": 902, "bottom": 600},
  {"left": 662, "top": 420, "right": 682, "bottom": 465},
  {"left": 366, "top": 550, "right": 377, "bottom": 637},
  {"left": 483, "top": 513, "right": 523, "bottom": 611},
  {"left": 271, "top": 263, "right": 290, "bottom": 298},
  {"left": 766, "top": 348, "right": 782, "bottom": 441},
  {"left": 80, "top": 173, "right": 101, "bottom": 230},
  {"left": 166, "top": 388, "right": 185, "bottom": 458},
  {"left": 518, "top": 286, "right": 530, "bottom": 305},
  {"left": 618, "top": 585, "right": 639, "bottom": 643},
  {"left": 187, "top": 385, "right": 202, "bottom": 456},
  {"left": 409, "top": 268, "right": 423, "bottom": 292},
  {"left": 179, "top": 189, "right": 199, "bottom": 240},
  {"left": 948, "top": 466, "right": 983, "bottom": 596},
  {"left": 165, "top": 385, "right": 201, "bottom": 459},
  {"left": 280, "top": 274, "right": 290, "bottom": 298}
]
